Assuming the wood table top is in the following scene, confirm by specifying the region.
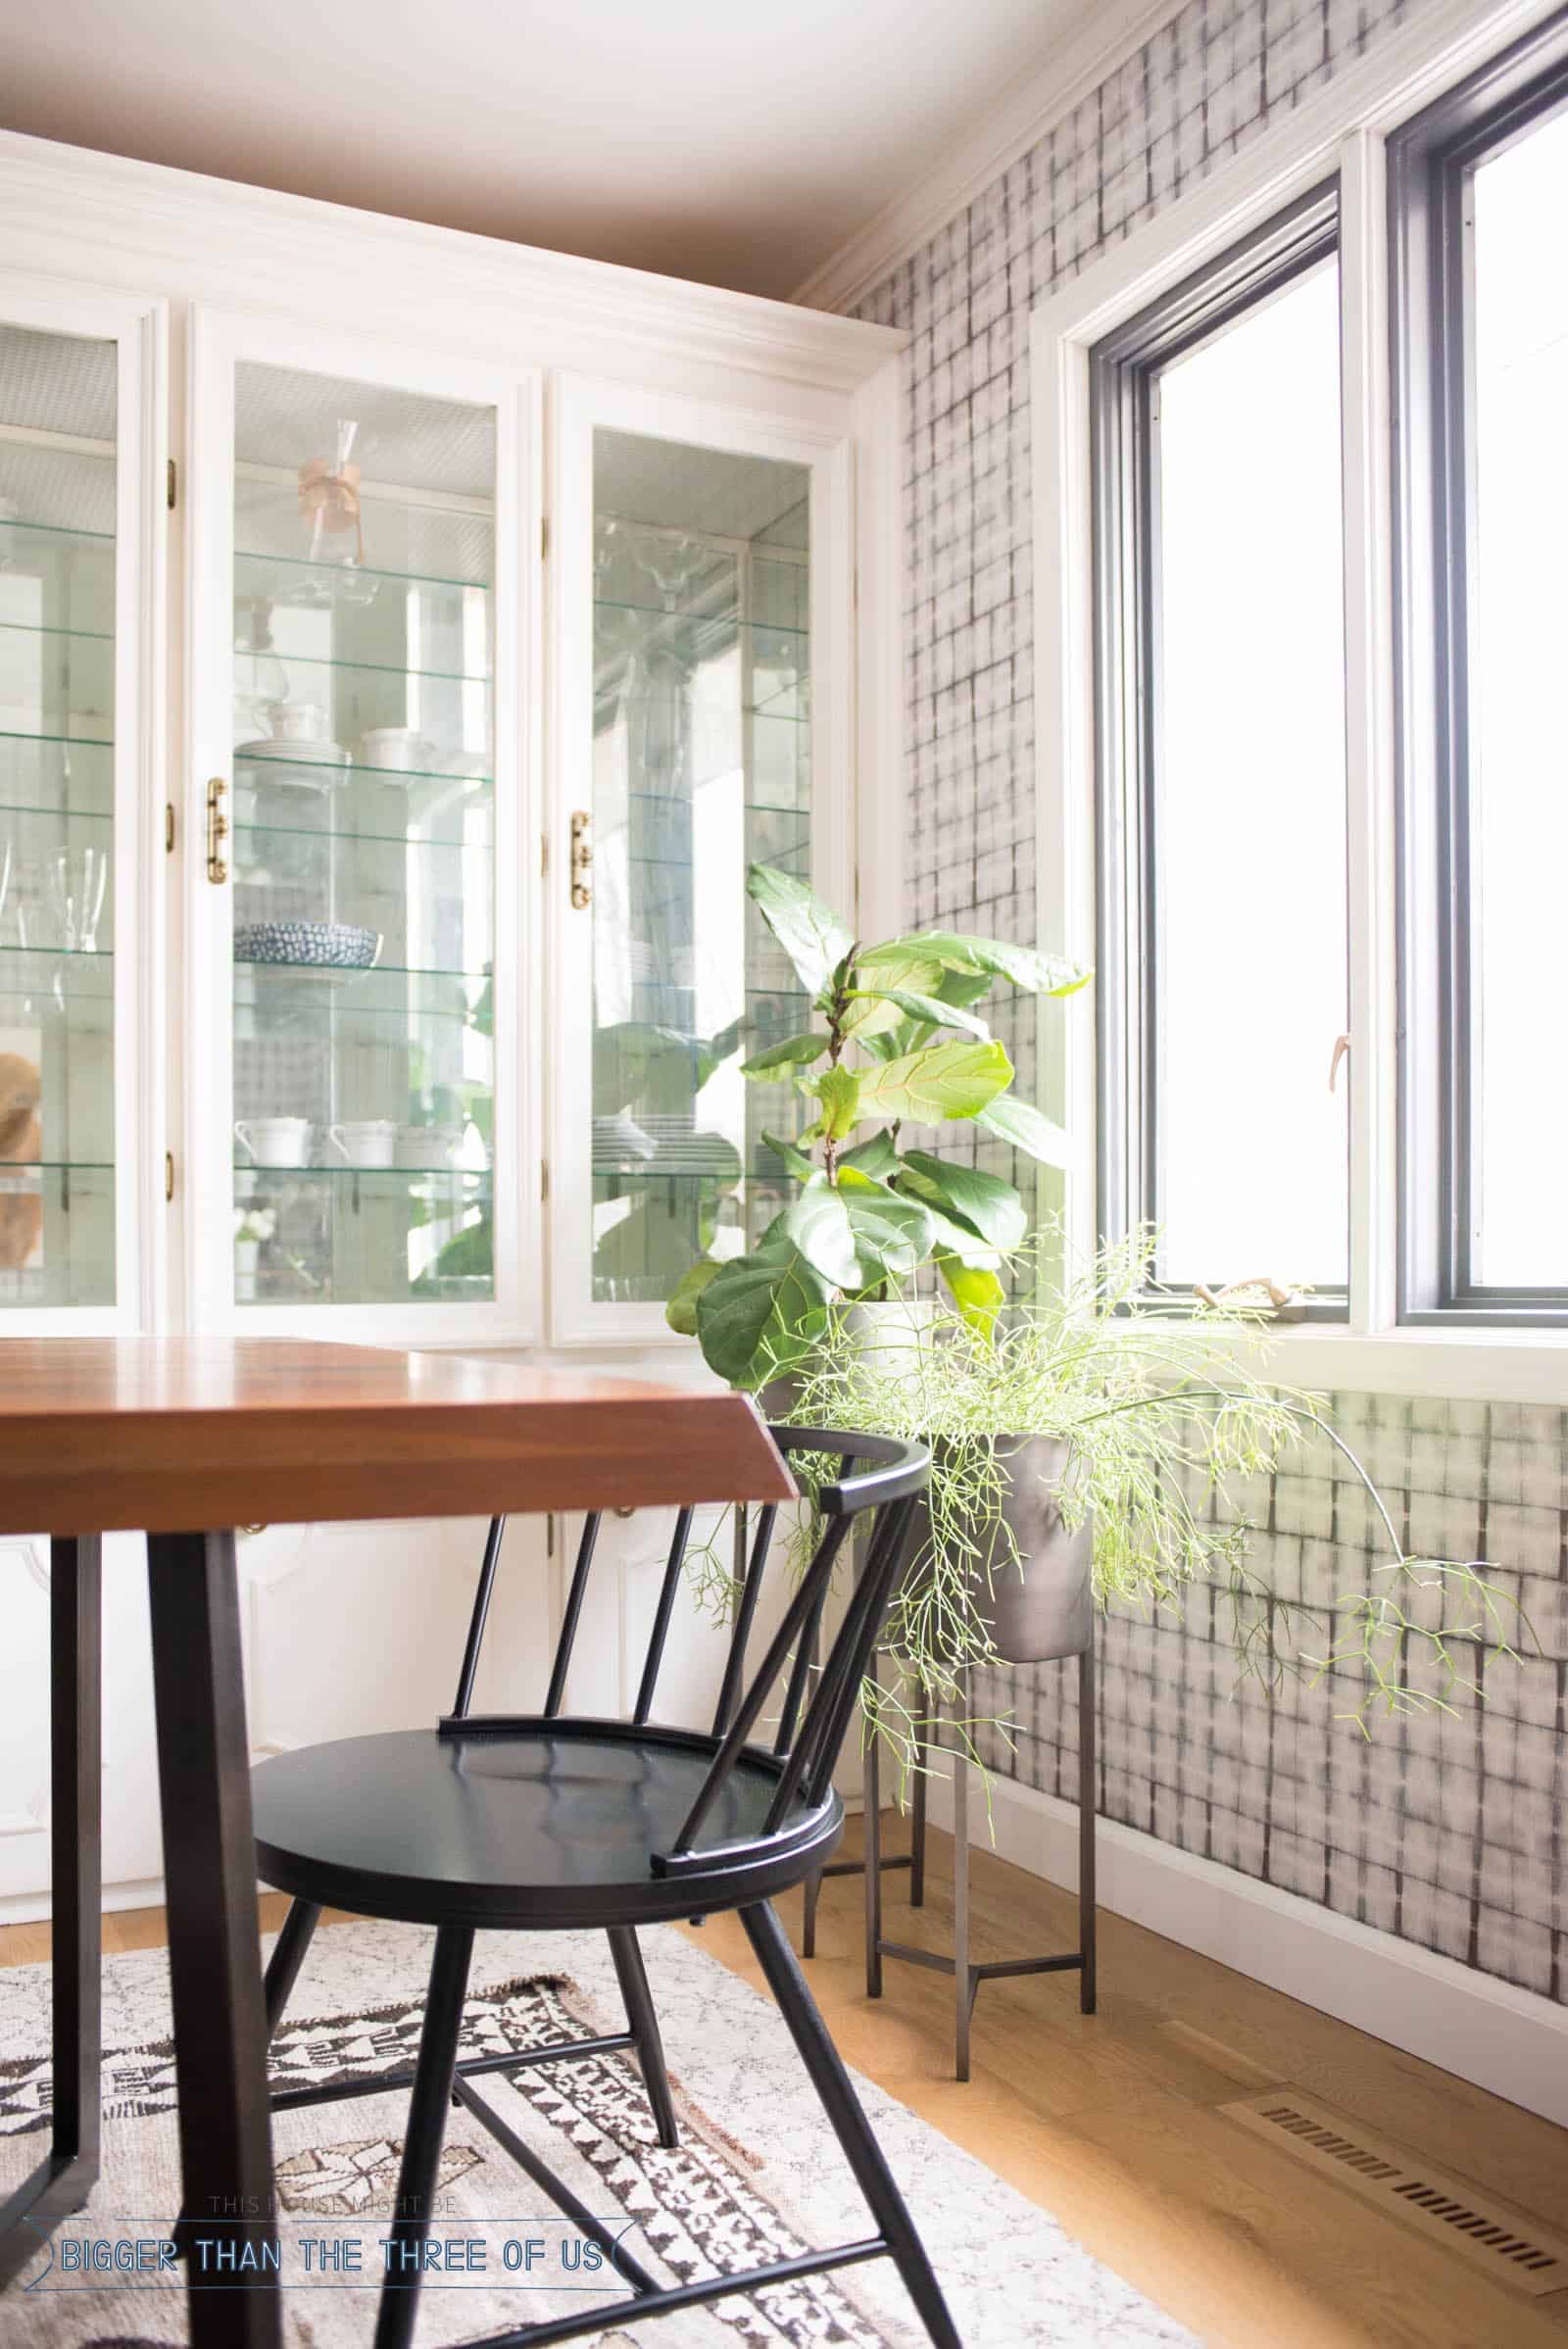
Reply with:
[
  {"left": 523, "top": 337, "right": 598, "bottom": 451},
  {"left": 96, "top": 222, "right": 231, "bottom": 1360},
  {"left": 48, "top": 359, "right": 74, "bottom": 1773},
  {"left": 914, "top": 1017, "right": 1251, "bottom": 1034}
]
[{"left": 0, "top": 1339, "right": 794, "bottom": 1534}]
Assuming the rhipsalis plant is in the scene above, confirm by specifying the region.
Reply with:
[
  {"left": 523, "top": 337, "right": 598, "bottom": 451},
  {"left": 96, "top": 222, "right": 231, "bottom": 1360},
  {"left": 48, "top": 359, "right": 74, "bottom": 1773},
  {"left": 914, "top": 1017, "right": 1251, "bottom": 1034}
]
[{"left": 664, "top": 863, "right": 1090, "bottom": 1387}]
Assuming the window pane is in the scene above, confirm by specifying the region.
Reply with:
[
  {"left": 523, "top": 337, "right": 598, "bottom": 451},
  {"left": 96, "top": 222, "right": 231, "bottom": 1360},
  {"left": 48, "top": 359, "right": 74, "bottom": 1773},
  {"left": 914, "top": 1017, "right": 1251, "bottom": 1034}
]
[
  {"left": 1468, "top": 103, "right": 1568, "bottom": 1286},
  {"left": 1152, "top": 260, "right": 1348, "bottom": 1288}
]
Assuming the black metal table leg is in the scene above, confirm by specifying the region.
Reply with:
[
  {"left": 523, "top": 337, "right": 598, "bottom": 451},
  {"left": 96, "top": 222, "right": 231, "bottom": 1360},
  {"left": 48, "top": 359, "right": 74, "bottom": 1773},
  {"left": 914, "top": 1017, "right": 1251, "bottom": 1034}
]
[
  {"left": 0, "top": 1535, "right": 102, "bottom": 2287},
  {"left": 147, "top": 1529, "right": 281, "bottom": 2349}
]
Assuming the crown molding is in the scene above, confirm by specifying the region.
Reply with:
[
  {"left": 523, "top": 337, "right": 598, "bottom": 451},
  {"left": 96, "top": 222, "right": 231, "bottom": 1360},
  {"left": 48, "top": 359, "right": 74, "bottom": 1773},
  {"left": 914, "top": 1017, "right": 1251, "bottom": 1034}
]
[
  {"left": 0, "top": 129, "right": 906, "bottom": 398},
  {"left": 790, "top": 0, "right": 1182, "bottom": 315}
]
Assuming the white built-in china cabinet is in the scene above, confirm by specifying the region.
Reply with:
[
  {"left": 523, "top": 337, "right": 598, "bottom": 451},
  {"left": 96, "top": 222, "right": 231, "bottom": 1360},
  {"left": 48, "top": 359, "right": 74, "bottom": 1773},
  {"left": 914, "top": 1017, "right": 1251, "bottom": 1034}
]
[{"left": 0, "top": 129, "right": 905, "bottom": 1914}]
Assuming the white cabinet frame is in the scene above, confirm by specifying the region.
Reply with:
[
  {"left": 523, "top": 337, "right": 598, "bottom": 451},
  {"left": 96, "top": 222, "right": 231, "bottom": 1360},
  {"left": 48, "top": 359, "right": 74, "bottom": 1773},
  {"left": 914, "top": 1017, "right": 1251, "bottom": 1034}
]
[
  {"left": 546, "top": 373, "right": 857, "bottom": 1349},
  {"left": 184, "top": 309, "right": 543, "bottom": 1342},
  {"left": 0, "top": 269, "right": 166, "bottom": 1336}
]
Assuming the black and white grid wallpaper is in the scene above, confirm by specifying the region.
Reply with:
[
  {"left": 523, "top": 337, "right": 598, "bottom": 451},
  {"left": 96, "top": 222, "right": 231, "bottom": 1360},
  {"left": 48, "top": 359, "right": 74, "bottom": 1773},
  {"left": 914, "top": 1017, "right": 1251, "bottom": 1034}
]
[{"left": 850, "top": 0, "right": 1566, "bottom": 2004}]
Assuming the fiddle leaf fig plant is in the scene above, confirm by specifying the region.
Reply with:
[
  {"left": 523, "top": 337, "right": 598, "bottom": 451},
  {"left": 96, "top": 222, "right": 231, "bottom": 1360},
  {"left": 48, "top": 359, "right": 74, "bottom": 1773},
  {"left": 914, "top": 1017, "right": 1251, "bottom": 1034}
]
[{"left": 665, "top": 863, "right": 1091, "bottom": 1387}]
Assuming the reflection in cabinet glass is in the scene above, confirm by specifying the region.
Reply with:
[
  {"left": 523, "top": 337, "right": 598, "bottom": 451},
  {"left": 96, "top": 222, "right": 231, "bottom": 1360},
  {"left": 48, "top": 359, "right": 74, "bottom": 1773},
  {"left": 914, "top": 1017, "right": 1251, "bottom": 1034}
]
[
  {"left": 229, "top": 364, "right": 496, "bottom": 1306},
  {"left": 0, "top": 322, "right": 118, "bottom": 1308},
  {"left": 591, "top": 428, "right": 810, "bottom": 1305}
]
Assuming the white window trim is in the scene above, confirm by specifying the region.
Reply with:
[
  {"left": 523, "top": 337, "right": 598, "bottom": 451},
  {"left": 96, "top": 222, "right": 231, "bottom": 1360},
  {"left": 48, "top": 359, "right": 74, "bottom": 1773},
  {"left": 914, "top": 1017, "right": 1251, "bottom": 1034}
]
[{"left": 1032, "top": 0, "right": 1568, "bottom": 1405}]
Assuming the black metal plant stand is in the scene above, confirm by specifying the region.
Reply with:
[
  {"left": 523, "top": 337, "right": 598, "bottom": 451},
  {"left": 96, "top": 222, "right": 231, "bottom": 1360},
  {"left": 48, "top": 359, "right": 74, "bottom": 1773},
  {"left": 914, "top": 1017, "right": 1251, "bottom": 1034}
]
[{"left": 847, "top": 1634, "right": 1098, "bottom": 2082}]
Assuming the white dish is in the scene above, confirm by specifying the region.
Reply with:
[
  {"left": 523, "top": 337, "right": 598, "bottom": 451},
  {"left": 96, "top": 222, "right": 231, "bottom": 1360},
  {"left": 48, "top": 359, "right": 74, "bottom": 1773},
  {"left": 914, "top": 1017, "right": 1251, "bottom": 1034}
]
[{"left": 234, "top": 737, "right": 351, "bottom": 769}]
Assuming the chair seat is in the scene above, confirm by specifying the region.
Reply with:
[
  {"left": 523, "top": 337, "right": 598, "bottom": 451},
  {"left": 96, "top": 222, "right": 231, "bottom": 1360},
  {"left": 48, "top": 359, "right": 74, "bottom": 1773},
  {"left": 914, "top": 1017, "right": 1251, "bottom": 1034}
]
[{"left": 252, "top": 1723, "right": 844, "bottom": 1931}]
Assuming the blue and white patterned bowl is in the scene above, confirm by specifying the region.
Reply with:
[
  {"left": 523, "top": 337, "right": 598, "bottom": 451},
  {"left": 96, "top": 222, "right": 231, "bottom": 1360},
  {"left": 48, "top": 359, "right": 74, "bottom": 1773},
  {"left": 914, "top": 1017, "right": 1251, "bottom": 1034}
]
[{"left": 234, "top": 920, "right": 382, "bottom": 969}]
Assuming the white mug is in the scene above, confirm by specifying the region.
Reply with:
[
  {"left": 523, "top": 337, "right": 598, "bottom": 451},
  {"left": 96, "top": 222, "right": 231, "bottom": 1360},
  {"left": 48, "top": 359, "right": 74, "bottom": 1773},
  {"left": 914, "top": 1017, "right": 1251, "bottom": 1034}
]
[
  {"left": 398, "top": 1125, "right": 459, "bottom": 1169},
  {"left": 234, "top": 1116, "right": 312, "bottom": 1168},
  {"left": 264, "top": 700, "right": 329, "bottom": 745},
  {"left": 360, "top": 726, "right": 433, "bottom": 772},
  {"left": 329, "top": 1118, "right": 397, "bottom": 1168}
]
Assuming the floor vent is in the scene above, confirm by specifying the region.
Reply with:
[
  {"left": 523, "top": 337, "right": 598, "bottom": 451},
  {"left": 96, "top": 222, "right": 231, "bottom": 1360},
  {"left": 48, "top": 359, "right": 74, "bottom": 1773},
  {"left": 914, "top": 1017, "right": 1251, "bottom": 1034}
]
[{"left": 1219, "top": 2090, "right": 1568, "bottom": 2298}]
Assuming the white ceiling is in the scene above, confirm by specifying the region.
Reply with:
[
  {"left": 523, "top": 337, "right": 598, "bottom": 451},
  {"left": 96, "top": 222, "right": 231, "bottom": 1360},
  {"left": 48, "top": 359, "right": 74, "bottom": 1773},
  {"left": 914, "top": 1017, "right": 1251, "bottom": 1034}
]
[{"left": 0, "top": 0, "right": 1093, "bottom": 301}]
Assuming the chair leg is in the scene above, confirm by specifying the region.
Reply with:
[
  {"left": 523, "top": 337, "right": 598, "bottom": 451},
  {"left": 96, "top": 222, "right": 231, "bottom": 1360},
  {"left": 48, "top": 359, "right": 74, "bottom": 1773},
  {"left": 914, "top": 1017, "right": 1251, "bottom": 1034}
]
[
  {"left": 607, "top": 1926, "right": 678, "bottom": 2150},
  {"left": 264, "top": 1898, "right": 322, "bottom": 2039},
  {"left": 373, "top": 1926, "right": 474, "bottom": 2349},
  {"left": 1079, "top": 1640, "right": 1097, "bottom": 2016},
  {"left": 742, "top": 1901, "right": 961, "bottom": 2349}
]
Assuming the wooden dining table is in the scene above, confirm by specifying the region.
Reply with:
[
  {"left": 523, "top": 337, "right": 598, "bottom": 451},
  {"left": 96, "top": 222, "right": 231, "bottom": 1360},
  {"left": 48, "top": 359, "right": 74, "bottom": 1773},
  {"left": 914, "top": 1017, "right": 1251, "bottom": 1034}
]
[{"left": 0, "top": 1337, "right": 795, "bottom": 2348}]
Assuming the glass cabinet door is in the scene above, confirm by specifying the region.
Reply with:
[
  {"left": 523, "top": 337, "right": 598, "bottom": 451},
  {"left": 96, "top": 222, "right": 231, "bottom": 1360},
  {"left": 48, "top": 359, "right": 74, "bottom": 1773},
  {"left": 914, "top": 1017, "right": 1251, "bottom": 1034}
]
[
  {"left": 203, "top": 346, "right": 515, "bottom": 1322},
  {"left": 575, "top": 424, "right": 815, "bottom": 1321},
  {"left": 0, "top": 316, "right": 125, "bottom": 1315}
]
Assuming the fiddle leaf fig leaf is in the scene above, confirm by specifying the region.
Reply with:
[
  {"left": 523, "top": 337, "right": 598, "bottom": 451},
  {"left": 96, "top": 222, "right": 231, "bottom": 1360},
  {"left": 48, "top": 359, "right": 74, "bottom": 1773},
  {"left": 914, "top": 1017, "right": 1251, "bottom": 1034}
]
[
  {"left": 838, "top": 1129, "right": 902, "bottom": 1179},
  {"left": 898, "top": 1150, "right": 1029, "bottom": 1253},
  {"left": 760, "top": 1128, "right": 817, "bottom": 1179},
  {"left": 839, "top": 954, "right": 946, "bottom": 1039},
  {"left": 740, "top": 1031, "right": 831, "bottom": 1078},
  {"left": 855, "top": 1039, "right": 1012, "bottom": 1125},
  {"left": 844, "top": 986, "right": 990, "bottom": 1040},
  {"left": 857, "top": 1017, "right": 924, "bottom": 1064},
  {"left": 783, "top": 1170, "right": 935, "bottom": 1293},
  {"left": 937, "top": 1252, "right": 1006, "bottom": 1336},
  {"left": 782, "top": 1174, "right": 861, "bottom": 1290},
  {"left": 976, "top": 1094, "right": 1065, "bottom": 1163},
  {"left": 747, "top": 862, "right": 855, "bottom": 998},
  {"left": 863, "top": 932, "right": 1092, "bottom": 999},
  {"left": 663, "top": 1256, "right": 723, "bottom": 1338},
  {"left": 934, "top": 967, "right": 994, "bottom": 1011},
  {"left": 695, "top": 1224, "right": 831, "bottom": 1390},
  {"left": 809, "top": 1064, "right": 862, "bottom": 1140},
  {"left": 916, "top": 1202, "right": 1003, "bottom": 1270},
  {"left": 836, "top": 1167, "right": 934, "bottom": 1282}
]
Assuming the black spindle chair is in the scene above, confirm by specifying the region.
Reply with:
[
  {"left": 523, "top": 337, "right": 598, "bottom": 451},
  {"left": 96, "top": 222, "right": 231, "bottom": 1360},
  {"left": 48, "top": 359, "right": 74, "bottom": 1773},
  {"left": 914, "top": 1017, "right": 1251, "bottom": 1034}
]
[{"left": 249, "top": 1427, "right": 960, "bottom": 2349}]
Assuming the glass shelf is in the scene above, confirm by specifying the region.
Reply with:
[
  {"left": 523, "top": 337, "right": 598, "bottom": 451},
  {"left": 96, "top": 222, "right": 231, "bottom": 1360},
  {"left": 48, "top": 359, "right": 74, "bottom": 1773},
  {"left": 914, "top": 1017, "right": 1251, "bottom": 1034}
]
[
  {"left": 235, "top": 647, "right": 492, "bottom": 688},
  {"left": 234, "top": 545, "right": 490, "bottom": 598},
  {"left": 0, "top": 801, "right": 114, "bottom": 832},
  {"left": 0, "top": 726, "right": 112, "bottom": 753},
  {"left": 234, "top": 1163, "right": 491, "bottom": 1183},
  {"left": 0, "top": 618, "right": 113, "bottom": 645},
  {"left": 0, "top": 515, "right": 113, "bottom": 554},
  {"left": 235, "top": 817, "right": 494, "bottom": 852},
  {"left": 595, "top": 596, "right": 808, "bottom": 638}
]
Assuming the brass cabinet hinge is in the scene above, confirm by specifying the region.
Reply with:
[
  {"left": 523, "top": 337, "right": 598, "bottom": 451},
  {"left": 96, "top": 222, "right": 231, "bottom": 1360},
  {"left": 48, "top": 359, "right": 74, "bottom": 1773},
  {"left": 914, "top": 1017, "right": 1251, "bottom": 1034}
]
[
  {"left": 167, "top": 459, "right": 176, "bottom": 511},
  {"left": 541, "top": 516, "right": 550, "bottom": 562},
  {"left": 206, "top": 777, "right": 229, "bottom": 884},
  {"left": 569, "top": 809, "right": 592, "bottom": 908},
  {"left": 164, "top": 1150, "right": 174, "bottom": 1203},
  {"left": 165, "top": 802, "right": 175, "bottom": 854},
  {"left": 540, "top": 1159, "right": 550, "bottom": 1202}
]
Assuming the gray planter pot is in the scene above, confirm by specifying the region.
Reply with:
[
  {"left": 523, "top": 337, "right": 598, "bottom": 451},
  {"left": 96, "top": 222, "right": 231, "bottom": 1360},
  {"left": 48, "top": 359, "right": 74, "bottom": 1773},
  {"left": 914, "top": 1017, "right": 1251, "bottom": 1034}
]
[{"left": 916, "top": 1432, "right": 1093, "bottom": 1666}]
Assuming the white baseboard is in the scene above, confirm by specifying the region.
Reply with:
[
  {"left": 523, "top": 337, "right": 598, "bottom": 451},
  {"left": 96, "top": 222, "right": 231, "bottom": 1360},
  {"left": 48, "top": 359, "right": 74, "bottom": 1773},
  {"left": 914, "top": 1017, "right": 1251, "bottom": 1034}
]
[
  {"left": 0, "top": 1876, "right": 167, "bottom": 1929},
  {"left": 920, "top": 1770, "right": 1568, "bottom": 2130}
]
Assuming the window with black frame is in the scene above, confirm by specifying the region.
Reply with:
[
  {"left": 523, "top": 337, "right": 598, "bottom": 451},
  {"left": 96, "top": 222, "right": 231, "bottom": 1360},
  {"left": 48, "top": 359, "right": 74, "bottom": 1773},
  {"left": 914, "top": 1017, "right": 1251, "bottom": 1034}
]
[
  {"left": 1392, "top": 11, "right": 1568, "bottom": 1323},
  {"left": 1090, "top": 186, "right": 1350, "bottom": 1317}
]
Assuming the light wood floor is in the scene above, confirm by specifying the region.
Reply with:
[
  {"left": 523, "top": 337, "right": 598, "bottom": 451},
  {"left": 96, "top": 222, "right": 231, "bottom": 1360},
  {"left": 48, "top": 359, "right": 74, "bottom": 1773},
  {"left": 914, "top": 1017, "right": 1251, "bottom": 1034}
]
[{"left": 3, "top": 1819, "right": 1565, "bottom": 2348}]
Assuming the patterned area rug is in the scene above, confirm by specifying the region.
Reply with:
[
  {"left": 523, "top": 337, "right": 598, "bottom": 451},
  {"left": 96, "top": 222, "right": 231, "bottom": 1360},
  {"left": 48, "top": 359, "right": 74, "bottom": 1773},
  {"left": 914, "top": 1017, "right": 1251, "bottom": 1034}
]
[{"left": 0, "top": 1918, "right": 1200, "bottom": 2346}]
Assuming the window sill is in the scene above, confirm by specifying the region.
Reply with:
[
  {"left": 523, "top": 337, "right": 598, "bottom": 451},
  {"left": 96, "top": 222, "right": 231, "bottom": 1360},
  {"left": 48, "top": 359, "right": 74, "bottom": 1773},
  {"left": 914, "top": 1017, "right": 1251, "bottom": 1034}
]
[{"left": 1210, "top": 1320, "right": 1568, "bottom": 1403}]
